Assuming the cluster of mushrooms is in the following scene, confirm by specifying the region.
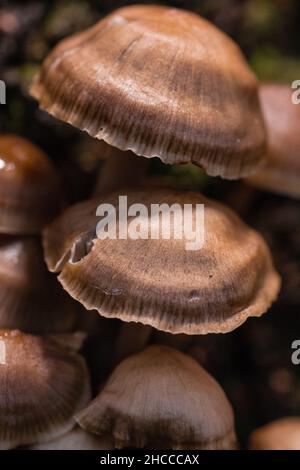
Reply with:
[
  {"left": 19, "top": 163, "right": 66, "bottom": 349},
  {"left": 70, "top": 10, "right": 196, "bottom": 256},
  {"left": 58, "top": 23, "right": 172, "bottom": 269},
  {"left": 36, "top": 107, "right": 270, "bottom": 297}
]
[{"left": 0, "top": 4, "right": 299, "bottom": 450}]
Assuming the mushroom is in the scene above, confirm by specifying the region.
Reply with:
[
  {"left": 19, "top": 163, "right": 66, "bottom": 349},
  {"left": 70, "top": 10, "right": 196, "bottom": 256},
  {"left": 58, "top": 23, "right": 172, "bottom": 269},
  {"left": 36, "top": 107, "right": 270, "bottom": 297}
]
[
  {"left": 0, "top": 236, "right": 77, "bottom": 333},
  {"left": 27, "top": 427, "right": 113, "bottom": 450},
  {"left": 30, "top": 4, "right": 266, "bottom": 183},
  {"left": 0, "top": 134, "right": 61, "bottom": 234},
  {"left": 43, "top": 187, "right": 280, "bottom": 334},
  {"left": 0, "top": 329, "right": 90, "bottom": 449},
  {"left": 249, "top": 417, "right": 300, "bottom": 450},
  {"left": 76, "top": 345, "right": 237, "bottom": 449},
  {"left": 247, "top": 83, "right": 300, "bottom": 198}
]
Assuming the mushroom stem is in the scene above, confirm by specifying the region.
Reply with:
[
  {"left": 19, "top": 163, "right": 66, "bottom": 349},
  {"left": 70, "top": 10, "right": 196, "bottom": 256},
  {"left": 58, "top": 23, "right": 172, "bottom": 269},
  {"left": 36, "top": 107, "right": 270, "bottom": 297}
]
[
  {"left": 110, "top": 322, "right": 153, "bottom": 369},
  {"left": 94, "top": 149, "right": 149, "bottom": 196}
]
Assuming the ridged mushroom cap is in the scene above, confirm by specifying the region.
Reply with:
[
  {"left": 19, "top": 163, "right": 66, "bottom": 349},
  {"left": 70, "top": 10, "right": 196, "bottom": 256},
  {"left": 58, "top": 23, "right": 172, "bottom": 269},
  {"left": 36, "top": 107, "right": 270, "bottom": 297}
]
[
  {"left": 30, "top": 5, "right": 266, "bottom": 179},
  {"left": 76, "top": 345, "right": 237, "bottom": 449},
  {"left": 43, "top": 188, "right": 280, "bottom": 335},
  {"left": 0, "top": 329, "right": 90, "bottom": 449},
  {"left": 0, "top": 236, "right": 77, "bottom": 333},
  {"left": 247, "top": 84, "right": 300, "bottom": 198},
  {"left": 249, "top": 417, "right": 300, "bottom": 450},
  {"left": 28, "top": 427, "right": 113, "bottom": 450},
  {"left": 0, "top": 134, "right": 61, "bottom": 234}
]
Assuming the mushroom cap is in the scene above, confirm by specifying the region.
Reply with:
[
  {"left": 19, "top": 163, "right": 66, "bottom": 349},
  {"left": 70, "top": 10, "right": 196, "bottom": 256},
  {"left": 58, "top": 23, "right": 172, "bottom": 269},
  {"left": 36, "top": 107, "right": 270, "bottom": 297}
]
[
  {"left": 28, "top": 427, "right": 113, "bottom": 450},
  {"left": 43, "top": 187, "right": 280, "bottom": 335},
  {"left": 30, "top": 5, "right": 266, "bottom": 179},
  {"left": 76, "top": 345, "right": 237, "bottom": 449},
  {"left": 0, "top": 236, "right": 77, "bottom": 333},
  {"left": 249, "top": 417, "right": 300, "bottom": 450},
  {"left": 247, "top": 84, "right": 300, "bottom": 198},
  {"left": 0, "top": 134, "right": 61, "bottom": 234},
  {"left": 0, "top": 329, "right": 90, "bottom": 449}
]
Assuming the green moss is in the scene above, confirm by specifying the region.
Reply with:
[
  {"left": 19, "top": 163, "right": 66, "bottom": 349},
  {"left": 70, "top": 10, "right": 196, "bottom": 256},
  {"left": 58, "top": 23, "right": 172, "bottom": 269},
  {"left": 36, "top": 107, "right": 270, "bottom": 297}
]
[{"left": 168, "top": 163, "right": 209, "bottom": 190}]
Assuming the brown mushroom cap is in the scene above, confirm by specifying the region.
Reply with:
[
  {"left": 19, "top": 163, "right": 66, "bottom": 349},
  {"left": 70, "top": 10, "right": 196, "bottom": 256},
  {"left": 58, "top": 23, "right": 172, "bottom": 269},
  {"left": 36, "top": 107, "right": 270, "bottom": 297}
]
[
  {"left": 43, "top": 188, "right": 280, "bottom": 335},
  {"left": 247, "top": 84, "right": 300, "bottom": 198},
  {"left": 0, "top": 236, "right": 77, "bottom": 333},
  {"left": 76, "top": 345, "right": 237, "bottom": 449},
  {"left": 0, "top": 329, "right": 90, "bottom": 449},
  {"left": 249, "top": 417, "right": 300, "bottom": 450},
  {"left": 0, "top": 134, "right": 61, "bottom": 234},
  {"left": 28, "top": 427, "right": 113, "bottom": 450},
  {"left": 30, "top": 5, "right": 266, "bottom": 179}
]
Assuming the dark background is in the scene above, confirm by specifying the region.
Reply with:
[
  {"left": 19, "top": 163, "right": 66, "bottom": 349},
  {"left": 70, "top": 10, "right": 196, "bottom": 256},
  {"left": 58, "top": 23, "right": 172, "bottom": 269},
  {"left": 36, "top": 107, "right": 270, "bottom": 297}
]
[{"left": 0, "top": 0, "right": 300, "bottom": 447}]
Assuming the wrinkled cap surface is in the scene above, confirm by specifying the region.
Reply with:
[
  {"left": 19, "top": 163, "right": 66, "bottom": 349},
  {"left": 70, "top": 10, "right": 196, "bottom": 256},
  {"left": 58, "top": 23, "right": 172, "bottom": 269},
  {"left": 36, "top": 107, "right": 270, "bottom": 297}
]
[
  {"left": 0, "top": 134, "right": 61, "bottom": 234},
  {"left": 30, "top": 5, "right": 266, "bottom": 179},
  {"left": 249, "top": 417, "right": 300, "bottom": 450},
  {"left": 248, "top": 84, "right": 300, "bottom": 198},
  {"left": 43, "top": 188, "right": 280, "bottom": 334},
  {"left": 0, "top": 329, "right": 90, "bottom": 449},
  {"left": 76, "top": 345, "right": 237, "bottom": 449},
  {"left": 0, "top": 236, "right": 77, "bottom": 333}
]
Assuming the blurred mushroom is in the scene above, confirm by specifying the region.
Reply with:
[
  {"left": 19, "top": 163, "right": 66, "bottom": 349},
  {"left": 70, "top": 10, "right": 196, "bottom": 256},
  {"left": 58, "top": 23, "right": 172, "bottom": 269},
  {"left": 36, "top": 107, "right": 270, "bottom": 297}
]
[
  {"left": 43, "top": 187, "right": 280, "bottom": 334},
  {"left": 247, "top": 84, "right": 300, "bottom": 199},
  {"left": 28, "top": 426, "right": 113, "bottom": 450},
  {"left": 76, "top": 345, "right": 237, "bottom": 449},
  {"left": 30, "top": 5, "right": 266, "bottom": 182},
  {"left": 0, "top": 236, "right": 77, "bottom": 333},
  {"left": 0, "top": 134, "right": 61, "bottom": 234},
  {"left": 249, "top": 417, "right": 300, "bottom": 450},
  {"left": 0, "top": 329, "right": 90, "bottom": 449}
]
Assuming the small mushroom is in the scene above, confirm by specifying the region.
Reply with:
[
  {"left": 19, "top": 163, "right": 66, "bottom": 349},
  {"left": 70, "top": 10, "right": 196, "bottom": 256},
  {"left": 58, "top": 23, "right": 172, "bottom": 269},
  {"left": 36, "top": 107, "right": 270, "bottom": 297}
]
[
  {"left": 0, "top": 236, "right": 77, "bottom": 333},
  {"left": 0, "top": 134, "right": 61, "bottom": 234},
  {"left": 43, "top": 188, "right": 280, "bottom": 334},
  {"left": 247, "top": 84, "right": 300, "bottom": 198},
  {"left": 249, "top": 417, "right": 300, "bottom": 450},
  {"left": 76, "top": 345, "right": 237, "bottom": 449},
  {"left": 28, "top": 427, "right": 113, "bottom": 450},
  {"left": 0, "top": 329, "right": 91, "bottom": 449},
  {"left": 30, "top": 5, "right": 266, "bottom": 180}
]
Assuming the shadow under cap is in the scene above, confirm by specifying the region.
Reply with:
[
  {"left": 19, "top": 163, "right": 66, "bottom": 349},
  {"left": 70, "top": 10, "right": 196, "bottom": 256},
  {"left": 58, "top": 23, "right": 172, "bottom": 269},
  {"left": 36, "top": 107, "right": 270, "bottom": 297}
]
[
  {"left": 30, "top": 4, "right": 266, "bottom": 179},
  {"left": 43, "top": 187, "right": 280, "bottom": 335},
  {"left": 0, "top": 134, "right": 62, "bottom": 235},
  {"left": 0, "top": 236, "right": 77, "bottom": 333},
  {"left": 247, "top": 84, "right": 300, "bottom": 199},
  {"left": 76, "top": 345, "right": 237, "bottom": 449},
  {"left": 0, "top": 329, "right": 91, "bottom": 450}
]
